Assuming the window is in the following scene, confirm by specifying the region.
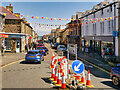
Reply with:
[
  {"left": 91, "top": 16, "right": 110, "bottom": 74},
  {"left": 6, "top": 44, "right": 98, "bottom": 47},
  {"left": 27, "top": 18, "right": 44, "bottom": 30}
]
[
  {"left": 101, "top": 9, "right": 103, "bottom": 16},
  {"left": 108, "top": 21, "right": 111, "bottom": 32},
  {"left": 17, "top": 26, "right": 21, "bottom": 33},
  {"left": 108, "top": 20, "right": 114, "bottom": 33},
  {"left": 93, "top": 24, "right": 96, "bottom": 35},
  {"left": 86, "top": 25, "right": 88, "bottom": 35},
  {"left": 100, "top": 22, "right": 104, "bottom": 34},
  {"left": 110, "top": 5, "right": 112, "bottom": 12}
]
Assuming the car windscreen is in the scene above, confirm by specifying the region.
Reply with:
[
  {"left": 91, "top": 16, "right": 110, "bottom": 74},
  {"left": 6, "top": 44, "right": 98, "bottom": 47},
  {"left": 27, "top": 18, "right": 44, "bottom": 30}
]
[
  {"left": 28, "top": 51, "right": 39, "bottom": 54},
  {"left": 37, "top": 47, "right": 45, "bottom": 49},
  {"left": 60, "top": 46, "right": 65, "bottom": 48}
]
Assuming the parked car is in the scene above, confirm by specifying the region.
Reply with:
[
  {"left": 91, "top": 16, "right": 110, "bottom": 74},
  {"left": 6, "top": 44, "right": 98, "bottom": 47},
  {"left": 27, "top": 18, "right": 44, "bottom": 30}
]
[
  {"left": 57, "top": 45, "right": 67, "bottom": 52},
  {"left": 37, "top": 46, "right": 49, "bottom": 55},
  {"left": 25, "top": 50, "right": 44, "bottom": 64},
  {"left": 37, "top": 43, "right": 44, "bottom": 47},
  {"left": 52, "top": 43, "right": 60, "bottom": 49},
  {"left": 110, "top": 64, "right": 120, "bottom": 86}
]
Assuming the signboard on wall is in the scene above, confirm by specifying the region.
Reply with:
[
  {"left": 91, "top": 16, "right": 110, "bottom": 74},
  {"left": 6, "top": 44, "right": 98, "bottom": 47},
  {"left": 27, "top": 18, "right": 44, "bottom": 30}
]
[
  {"left": 0, "top": 34, "right": 9, "bottom": 38},
  {"left": 68, "top": 44, "right": 77, "bottom": 55}
]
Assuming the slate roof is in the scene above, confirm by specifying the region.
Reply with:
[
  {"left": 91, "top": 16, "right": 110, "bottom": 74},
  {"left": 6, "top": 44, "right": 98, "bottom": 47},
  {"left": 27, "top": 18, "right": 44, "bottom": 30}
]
[{"left": 0, "top": 6, "right": 22, "bottom": 20}]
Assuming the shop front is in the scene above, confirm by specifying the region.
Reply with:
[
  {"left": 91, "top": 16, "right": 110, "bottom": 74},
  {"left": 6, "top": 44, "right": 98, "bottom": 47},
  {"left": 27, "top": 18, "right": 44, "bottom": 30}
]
[
  {"left": 101, "top": 41, "right": 114, "bottom": 57},
  {"left": 5, "top": 33, "right": 25, "bottom": 53},
  {"left": 83, "top": 36, "right": 114, "bottom": 57}
]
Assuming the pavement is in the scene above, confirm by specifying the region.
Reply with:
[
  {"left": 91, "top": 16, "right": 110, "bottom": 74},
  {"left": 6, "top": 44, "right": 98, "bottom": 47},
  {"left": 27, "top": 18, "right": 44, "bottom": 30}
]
[
  {"left": 73, "top": 51, "right": 113, "bottom": 72},
  {"left": 1, "top": 52, "right": 26, "bottom": 66}
]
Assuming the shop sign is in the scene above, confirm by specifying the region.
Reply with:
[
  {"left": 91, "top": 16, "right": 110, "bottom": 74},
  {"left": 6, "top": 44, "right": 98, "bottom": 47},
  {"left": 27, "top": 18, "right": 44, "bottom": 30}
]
[
  {"left": 112, "top": 31, "right": 118, "bottom": 37},
  {"left": 0, "top": 34, "right": 9, "bottom": 38}
]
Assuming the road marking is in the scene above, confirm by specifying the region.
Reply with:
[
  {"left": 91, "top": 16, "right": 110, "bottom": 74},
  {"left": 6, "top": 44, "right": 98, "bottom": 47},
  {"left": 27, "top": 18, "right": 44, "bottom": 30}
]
[
  {"left": 78, "top": 57, "right": 110, "bottom": 74},
  {"left": 0, "top": 59, "right": 24, "bottom": 68}
]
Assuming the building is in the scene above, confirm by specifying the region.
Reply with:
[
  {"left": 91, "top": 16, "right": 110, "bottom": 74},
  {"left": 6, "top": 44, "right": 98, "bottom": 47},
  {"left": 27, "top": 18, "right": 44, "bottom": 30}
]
[
  {"left": 67, "top": 12, "right": 82, "bottom": 50},
  {"left": 81, "top": 1, "right": 120, "bottom": 62},
  {"left": 50, "top": 29, "right": 56, "bottom": 43},
  {"left": 0, "top": 4, "right": 33, "bottom": 52},
  {"left": 54, "top": 27, "right": 61, "bottom": 44},
  {"left": 0, "top": 14, "right": 5, "bottom": 55},
  {"left": 60, "top": 27, "right": 69, "bottom": 45}
]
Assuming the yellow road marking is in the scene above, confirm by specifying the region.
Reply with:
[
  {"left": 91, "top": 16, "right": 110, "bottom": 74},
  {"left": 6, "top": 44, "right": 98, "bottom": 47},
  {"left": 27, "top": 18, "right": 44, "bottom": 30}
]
[
  {"left": 0, "top": 59, "right": 24, "bottom": 68},
  {"left": 78, "top": 57, "right": 110, "bottom": 74}
]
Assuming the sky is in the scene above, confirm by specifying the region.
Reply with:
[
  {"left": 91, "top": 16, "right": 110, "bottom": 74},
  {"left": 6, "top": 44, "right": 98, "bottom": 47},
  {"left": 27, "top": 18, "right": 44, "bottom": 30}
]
[{"left": 1, "top": 2, "right": 100, "bottom": 36}]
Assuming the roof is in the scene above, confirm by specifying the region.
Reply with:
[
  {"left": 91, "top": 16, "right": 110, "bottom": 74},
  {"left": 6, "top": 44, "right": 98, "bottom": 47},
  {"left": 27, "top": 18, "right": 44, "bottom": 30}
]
[{"left": 0, "top": 6, "right": 22, "bottom": 20}]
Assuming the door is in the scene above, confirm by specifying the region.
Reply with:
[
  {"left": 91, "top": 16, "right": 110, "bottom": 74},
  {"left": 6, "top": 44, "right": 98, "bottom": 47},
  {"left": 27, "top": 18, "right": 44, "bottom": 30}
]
[
  {"left": 16, "top": 40, "right": 20, "bottom": 53},
  {"left": 11, "top": 39, "right": 16, "bottom": 52}
]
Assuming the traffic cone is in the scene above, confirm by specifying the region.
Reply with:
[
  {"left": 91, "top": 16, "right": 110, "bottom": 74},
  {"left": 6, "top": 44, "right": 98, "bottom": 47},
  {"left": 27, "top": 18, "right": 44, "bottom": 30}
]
[
  {"left": 53, "top": 67, "right": 58, "bottom": 83},
  {"left": 50, "top": 55, "right": 56, "bottom": 69},
  {"left": 50, "top": 65, "right": 55, "bottom": 80},
  {"left": 68, "top": 63, "right": 71, "bottom": 74},
  {"left": 55, "top": 69, "right": 62, "bottom": 86},
  {"left": 86, "top": 70, "right": 94, "bottom": 88},
  {"left": 60, "top": 63, "right": 64, "bottom": 74},
  {"left": 76, "top": 74, "right": 80, "bottom": 81},
  {"left": 61, "top": 72, "right": 67, "bottom": 89},
  {"left": 80, "top": 71, "right": 85, "bottom": 85}
]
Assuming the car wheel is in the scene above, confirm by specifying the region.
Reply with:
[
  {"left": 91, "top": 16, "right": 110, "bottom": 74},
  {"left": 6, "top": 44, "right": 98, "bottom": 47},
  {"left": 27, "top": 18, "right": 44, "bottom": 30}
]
[
  {"left": 39, "top": 61, "right": 41, "bottom": 64},
  {"left": 112, "top": 76, "right": 120, "bottom": 86}
]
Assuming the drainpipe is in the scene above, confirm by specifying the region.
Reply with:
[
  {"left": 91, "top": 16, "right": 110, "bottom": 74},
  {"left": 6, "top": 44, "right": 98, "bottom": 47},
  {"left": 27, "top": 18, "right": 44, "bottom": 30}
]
[{"left": 113, "top": 3, "right": 116, "bottom": 56}]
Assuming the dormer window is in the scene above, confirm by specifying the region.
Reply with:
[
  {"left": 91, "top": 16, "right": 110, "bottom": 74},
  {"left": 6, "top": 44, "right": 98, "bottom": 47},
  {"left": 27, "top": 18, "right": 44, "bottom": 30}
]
[{"left": 101, "top": 9, "right": 103, "bottom": 16}]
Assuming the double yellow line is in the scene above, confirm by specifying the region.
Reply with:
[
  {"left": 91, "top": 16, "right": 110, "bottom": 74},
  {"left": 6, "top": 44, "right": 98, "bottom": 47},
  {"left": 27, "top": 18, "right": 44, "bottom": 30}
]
[{"left": 0, "top": 59, "right": 24, "bottom": 68}]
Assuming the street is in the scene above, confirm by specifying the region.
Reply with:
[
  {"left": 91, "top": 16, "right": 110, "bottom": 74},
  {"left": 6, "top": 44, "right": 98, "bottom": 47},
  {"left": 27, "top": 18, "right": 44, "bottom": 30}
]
[{"left": 1, "top": 43, "right": 120, "bottom": 89}]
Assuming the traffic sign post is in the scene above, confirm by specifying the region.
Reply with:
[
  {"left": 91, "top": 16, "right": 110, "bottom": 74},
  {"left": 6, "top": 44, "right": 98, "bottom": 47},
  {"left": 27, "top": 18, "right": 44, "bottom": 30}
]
[
  {"left": 72, "top": 60, "right": 84, "bottom": 74},
  {"left": 75, "top": 44, "right": 77, "bottom": 60}
]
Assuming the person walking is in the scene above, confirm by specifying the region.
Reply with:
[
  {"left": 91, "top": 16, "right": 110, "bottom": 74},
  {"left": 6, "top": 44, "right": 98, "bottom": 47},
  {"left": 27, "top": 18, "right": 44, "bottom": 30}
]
[{"left": 25, "top": 44, "right": 28, "bottom": 52}]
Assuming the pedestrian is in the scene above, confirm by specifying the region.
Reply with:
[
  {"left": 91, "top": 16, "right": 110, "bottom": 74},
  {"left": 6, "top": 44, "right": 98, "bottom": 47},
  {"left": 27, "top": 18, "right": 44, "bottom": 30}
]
[
  {"left": 29, "top": 44, "right": 31, "bottom": 50},
  {"left": 51, "top": 42, "right": 53, "bottom": 48},
  {"left": 25, "top": 44, "right": 28, "bottom": 52}
]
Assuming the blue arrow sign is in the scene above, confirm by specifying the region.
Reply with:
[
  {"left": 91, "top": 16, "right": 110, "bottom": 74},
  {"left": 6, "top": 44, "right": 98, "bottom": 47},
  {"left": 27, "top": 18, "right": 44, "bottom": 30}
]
[{"left": 72, "top": 60, "right": 84, "bottom": 74}]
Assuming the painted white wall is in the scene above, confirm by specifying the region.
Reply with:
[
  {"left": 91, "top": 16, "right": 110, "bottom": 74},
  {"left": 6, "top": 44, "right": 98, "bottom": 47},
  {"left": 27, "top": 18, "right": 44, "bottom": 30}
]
[{"left": 81, "top": 2, "right": 119, "bottom": 56}]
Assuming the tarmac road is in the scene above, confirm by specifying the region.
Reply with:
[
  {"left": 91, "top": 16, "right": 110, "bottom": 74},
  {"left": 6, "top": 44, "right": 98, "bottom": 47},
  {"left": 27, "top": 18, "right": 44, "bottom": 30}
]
[{"left": 1, "top": 43, "right": 120, "bottom": 89}]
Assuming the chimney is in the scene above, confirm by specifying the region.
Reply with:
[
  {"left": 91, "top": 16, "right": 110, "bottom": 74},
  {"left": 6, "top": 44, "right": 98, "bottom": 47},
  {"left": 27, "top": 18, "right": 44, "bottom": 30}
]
[
  {"left": 71, "top": 15, "right": 76, "bottom": 21},
  {"left": 14, "top": 13, "right": 20, "bottom": 18},
  {"left": 6, "top": 4, "right": 13, "bottom": 13}
]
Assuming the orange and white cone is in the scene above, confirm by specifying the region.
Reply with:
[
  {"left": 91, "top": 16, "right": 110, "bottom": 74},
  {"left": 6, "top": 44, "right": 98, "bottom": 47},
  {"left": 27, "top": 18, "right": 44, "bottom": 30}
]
[
  {"left": 86, "top": 70, "right": 94, "bottom": 87},
  {"left": 61, "top": 72, "right": 67, "bottom": 89},
  {"left": 53, "top": 67, "right": 58, "bottom": 83},
  {"left": 68, "top": 63, "right": 71, "bottom": 79},
  {"left": 80, "top": 71, "right": 85, "bottom": 85},
  {"left": 50, "top": 65, "right": 55, "bottom": 80},
  {"left": 60, "top": 63, "right": 64, "bottom": 74},
  {"left": 76, "top": 74, "right": 80, "bottom": 81},
  {"left": 50, "top": 55, "right": 55, "bottom": 69},
  {"left": 68, "top": 63, "right": 71, "bottom": 74},
  {"left": 55, "top": 69, "right": 62, "bottom": 86}
]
